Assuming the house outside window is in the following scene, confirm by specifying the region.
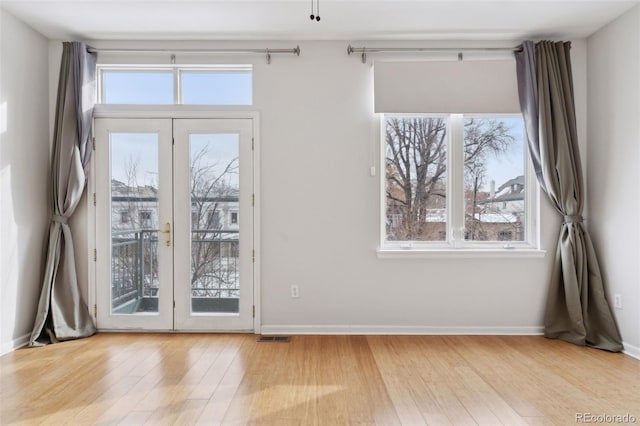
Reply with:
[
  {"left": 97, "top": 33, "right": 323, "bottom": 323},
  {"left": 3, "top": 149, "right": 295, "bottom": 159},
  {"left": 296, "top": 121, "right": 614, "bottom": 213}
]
[
  {"left": 498, "top": 230, "right": 514, "bottom": 241},
  {"left": 120, "top": 210, "right": 130, "bottom": 224},
  {"left": 139, "top": 211, "right": 152, "bottom": 228},
  {"left": 207, "top": 211, "right": 220, "bottom": 229}
]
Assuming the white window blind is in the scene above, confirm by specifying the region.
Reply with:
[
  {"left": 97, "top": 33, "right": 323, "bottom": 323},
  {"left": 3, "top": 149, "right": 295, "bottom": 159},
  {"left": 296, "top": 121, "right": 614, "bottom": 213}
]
[{"left": 373, "top": 60, "right": 520, "bottom": 113}]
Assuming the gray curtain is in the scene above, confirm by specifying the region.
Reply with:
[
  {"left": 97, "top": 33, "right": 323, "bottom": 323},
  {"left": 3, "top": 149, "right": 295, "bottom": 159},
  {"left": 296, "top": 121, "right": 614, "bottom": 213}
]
[
  {"left": 515, "top": 41, "right": 623, "bottom": 352},
  {"left": 30, "top": 42, "right": 97, "bottom": 346}
]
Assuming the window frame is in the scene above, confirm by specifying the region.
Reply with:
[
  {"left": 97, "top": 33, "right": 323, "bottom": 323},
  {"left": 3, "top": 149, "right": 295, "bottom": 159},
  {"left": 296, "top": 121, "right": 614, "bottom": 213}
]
[
  {"left": 379, "top": 113, "right": 540, "bottom": 255},
  {"left": 97, "top": 64, "right": 253, "bottom": 106}
]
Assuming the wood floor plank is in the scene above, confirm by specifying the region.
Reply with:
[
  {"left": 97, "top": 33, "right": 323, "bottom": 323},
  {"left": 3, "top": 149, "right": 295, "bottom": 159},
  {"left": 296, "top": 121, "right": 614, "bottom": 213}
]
[
  {"left": 413, "top": 336, "right": 500, "bottom": 425},
  {"left": 143, "top": 398, "right": 208, "bottom": 426},
  {"left": 195, "top": 335, "right": 258, "bottom": 425},
  {"left": 244, "top": 340, "right": 308, "bottom": 424},
  {"left": 1, "top": 335, "right": 132, "bottom": 425},
  {"left": 2, "top": 333, "right": 638, "bottom": 426},
  {"left": 87, "top": 337, "right": 182, "bottom": 425},
  {"left": 299, "top": 336, "right": 343, "bottom": 425},
  {"left": 117, "top": 410, "right": 154, "bottom": 425},
  {"left": 188, "top": 335, "right": 246, "bottom": 401},
  {"left": 449, "top": 336, "right": 552, "bottom": 418},
  {"left": 338, "top": 336, "right": 399, "bottom": 425},
  {"left": 44, "top": 336, "right": 164, "bottom": 425},
  {"left": 367, "top": 336, "right": 430, "bottom": 425},
  {"left": 522, "top": 416, "right": 555, "bottom": 425},
  {"left": 503, "top": 336, "right": 640, "bottom": 423},
  {"left": 279, "top": 335, "right": 321, "bottom": 425}
]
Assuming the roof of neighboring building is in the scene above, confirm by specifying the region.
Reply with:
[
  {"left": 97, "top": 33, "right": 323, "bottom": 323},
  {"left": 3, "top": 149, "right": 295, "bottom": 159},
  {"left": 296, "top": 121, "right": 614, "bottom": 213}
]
[
  {"left": 494, "top": 192, "right": 524, "bottom": 202},
  {"left": 111, "top": 179, "right": 239, "bottom": 201},
  {"left": 470, "top": 213, "right": 520, "bottom": 223},
  {"left": 497, "top": 175, "right": 524, "bottom": 193},
  {"left": 477, "top": 175, "right": 525, "bottom": 204}
]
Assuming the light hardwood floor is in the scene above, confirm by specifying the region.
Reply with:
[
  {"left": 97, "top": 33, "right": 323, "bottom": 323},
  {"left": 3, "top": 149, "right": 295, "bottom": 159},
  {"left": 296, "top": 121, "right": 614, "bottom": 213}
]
[{"left": 1, "top": 334, "right": 639, "bottom": 425}]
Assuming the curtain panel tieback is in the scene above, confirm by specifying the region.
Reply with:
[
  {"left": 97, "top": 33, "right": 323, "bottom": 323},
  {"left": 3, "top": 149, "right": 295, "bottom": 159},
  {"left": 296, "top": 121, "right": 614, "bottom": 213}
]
[
  {"left": 29, "top": 41, "right": 97, "bottom": 346},
  {"left": 515, "top": 39, "right": 622, "bottom": 352},
  {"left": 563, "top": 215, "right": 583, "bottom": 224},
  {"left": 52, "top": 214, "right": 69, "bottom": 224}
]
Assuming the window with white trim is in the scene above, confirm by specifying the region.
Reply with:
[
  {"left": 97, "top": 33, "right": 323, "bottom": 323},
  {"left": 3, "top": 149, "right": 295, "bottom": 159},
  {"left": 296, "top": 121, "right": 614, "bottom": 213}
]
[
  {"left": 98, "top": 65, "right": 252, "bottom": 105},
  {"left": 382, "top": 113, "right": 535, "bottom": 249}
]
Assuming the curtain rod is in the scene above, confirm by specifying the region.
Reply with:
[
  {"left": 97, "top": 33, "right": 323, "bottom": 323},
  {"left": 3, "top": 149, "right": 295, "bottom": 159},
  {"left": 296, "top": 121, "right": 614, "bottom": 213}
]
[
  {"left": 347, "top": 44, "right": 521, "bottom": 64},
  {"left": 87, "top": 45, "right": 301, "bottom": 64}
]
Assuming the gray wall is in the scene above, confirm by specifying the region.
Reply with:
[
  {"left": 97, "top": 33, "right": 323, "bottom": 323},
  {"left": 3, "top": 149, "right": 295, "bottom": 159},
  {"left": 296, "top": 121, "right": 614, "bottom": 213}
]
[
  {"left": 81, "top": 39, "right": 589, "bottom": 334},
  {"left": 0, "top": 9, "right": 50, "bottom": 354},
  {"left": 587, "top": 5, "right": 640, "bottom": 356}
]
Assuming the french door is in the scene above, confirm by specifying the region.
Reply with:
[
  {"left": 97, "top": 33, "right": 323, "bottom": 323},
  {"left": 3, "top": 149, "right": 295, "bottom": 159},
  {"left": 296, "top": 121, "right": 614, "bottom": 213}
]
[{"left": 94, "top": 118, "right": 254, "bottom": 331}]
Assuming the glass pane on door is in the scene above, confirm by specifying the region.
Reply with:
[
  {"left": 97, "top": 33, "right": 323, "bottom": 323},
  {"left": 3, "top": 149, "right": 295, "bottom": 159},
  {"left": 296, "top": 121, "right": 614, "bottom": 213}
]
[
  {"left": 110, "top": 133, "right": 160, "bottom": 314},
  {"left": 189, "top": 133, "right": 240, "bottom": 314}
]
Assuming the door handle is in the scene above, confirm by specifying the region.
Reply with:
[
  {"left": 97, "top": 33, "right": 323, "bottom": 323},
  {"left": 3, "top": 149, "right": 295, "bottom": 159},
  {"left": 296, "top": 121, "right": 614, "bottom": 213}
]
[{"left": 161, "top": 222, "right": 171, "bottom": 247}]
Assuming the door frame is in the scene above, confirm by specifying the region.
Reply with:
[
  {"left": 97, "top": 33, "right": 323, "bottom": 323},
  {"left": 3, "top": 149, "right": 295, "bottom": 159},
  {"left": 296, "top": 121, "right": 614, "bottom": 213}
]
[
  {"left": 94, "top": 118, "right": 175, "bottom": 330},
  {"left": 89, "top": 107, "right": 261, "bottom": 333}
]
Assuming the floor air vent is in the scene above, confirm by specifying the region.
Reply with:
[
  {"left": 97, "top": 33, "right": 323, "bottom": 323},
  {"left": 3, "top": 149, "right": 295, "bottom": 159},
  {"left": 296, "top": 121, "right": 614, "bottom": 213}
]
[{"left": 257, "top": 336, "right": 290, "bottom": 342}]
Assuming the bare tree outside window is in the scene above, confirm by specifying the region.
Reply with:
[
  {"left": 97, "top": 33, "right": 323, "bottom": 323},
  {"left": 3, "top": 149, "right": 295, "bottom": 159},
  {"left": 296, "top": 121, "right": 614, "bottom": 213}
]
[
  {"left": 385, "top": 117, "right": 448, "bottom": 241},
  {"left": 385, "top": 116, "right": 523, "bottom": 243},
  {"left": 189, "top": 144, "right": 240, "bottom": 307}
]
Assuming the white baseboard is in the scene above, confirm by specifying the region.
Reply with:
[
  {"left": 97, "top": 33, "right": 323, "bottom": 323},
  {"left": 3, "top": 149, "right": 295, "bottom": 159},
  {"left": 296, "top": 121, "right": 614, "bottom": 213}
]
[
  {"left": 623, "top": 341, "right": 640, "bottom": 360},
  {"left": 260, "top": 325, "right": 545, "bottom": 336},
  {"left": 1, "top": 333, "right": 30, "bottom": 356}
]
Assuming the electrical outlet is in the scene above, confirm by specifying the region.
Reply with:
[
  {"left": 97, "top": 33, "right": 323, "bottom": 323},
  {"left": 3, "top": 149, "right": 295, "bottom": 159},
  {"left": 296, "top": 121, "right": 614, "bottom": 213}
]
[
  {"left": 613, "top": 294, "right": 622, "bottom": 309},
  {"left": 291, "top": 285, "right": 299, "bottom": 298}
]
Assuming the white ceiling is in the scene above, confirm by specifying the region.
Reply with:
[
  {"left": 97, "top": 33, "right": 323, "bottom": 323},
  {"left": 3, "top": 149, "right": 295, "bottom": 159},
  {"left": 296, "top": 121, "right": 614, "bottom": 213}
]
[{"left": 1, "top": 0, "right": 638, "bottom": 41}]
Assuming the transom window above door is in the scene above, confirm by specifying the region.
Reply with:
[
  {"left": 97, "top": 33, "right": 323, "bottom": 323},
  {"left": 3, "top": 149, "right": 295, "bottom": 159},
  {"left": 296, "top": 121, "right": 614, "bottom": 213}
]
[{"left": 98, "top": 65, "right": 253, "bottom": 105}]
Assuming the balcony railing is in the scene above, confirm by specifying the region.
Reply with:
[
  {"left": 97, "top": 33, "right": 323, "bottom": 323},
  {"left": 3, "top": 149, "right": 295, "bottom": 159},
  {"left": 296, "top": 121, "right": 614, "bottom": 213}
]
[{"left": 111, "top": 229, "right": 240, "bottom": 313}]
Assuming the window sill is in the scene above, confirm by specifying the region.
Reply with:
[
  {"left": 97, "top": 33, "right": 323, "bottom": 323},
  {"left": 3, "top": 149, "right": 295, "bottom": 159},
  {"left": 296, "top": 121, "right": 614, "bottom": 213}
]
[{"left": 377, "top": 248, "right": 547, "bottom": 259}]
